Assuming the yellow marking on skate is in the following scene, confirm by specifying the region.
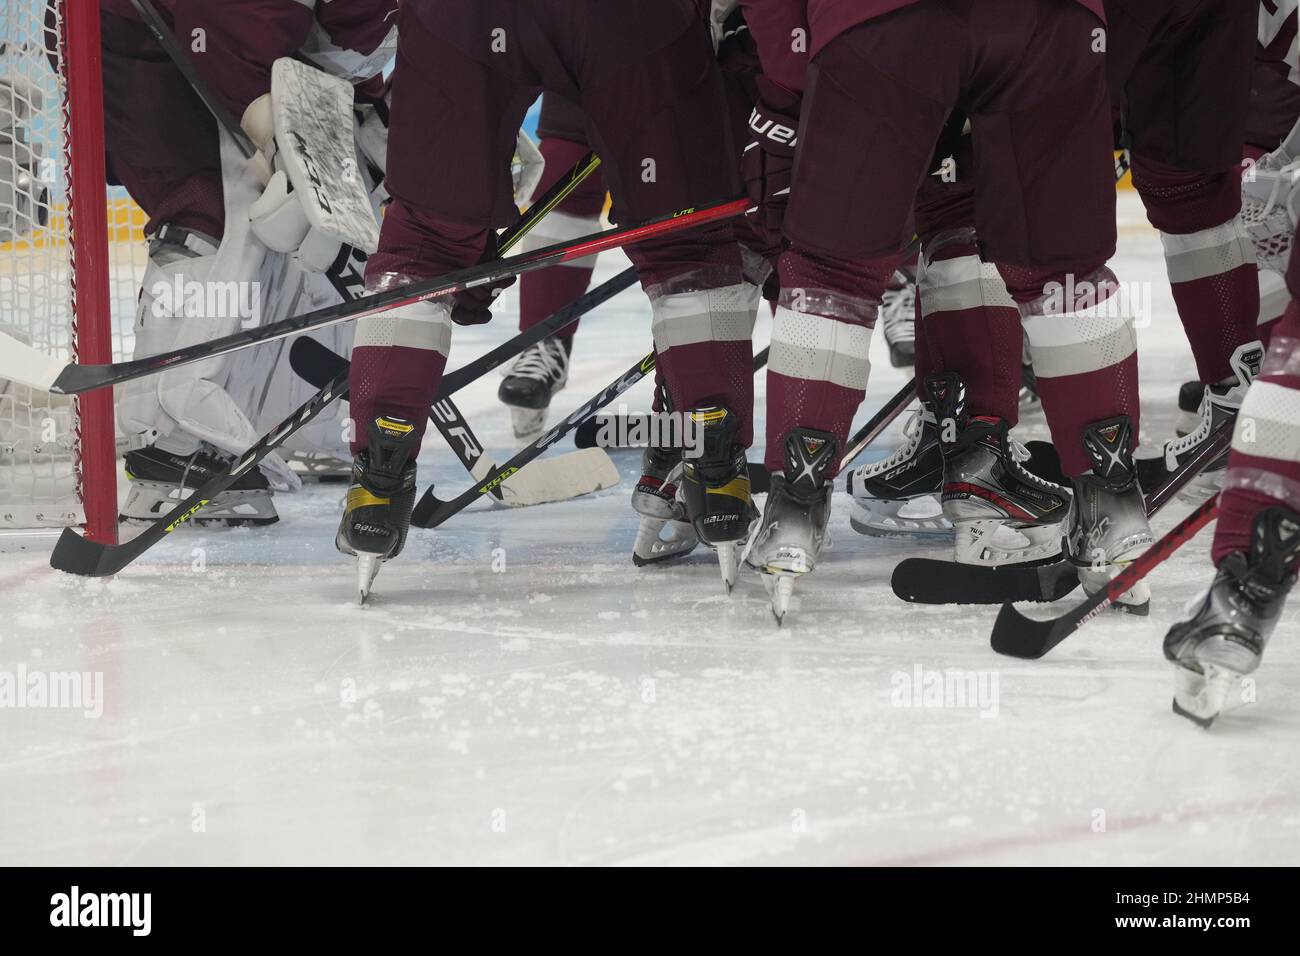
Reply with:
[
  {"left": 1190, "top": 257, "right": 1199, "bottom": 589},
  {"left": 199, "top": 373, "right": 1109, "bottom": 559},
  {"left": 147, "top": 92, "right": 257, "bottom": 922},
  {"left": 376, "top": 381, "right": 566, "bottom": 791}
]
[
  {"left": 347, "top": 487, "right": 390, "bottom": 510},
  {"left": 706, "top": 477, "right": 751, "bottom": 501}
]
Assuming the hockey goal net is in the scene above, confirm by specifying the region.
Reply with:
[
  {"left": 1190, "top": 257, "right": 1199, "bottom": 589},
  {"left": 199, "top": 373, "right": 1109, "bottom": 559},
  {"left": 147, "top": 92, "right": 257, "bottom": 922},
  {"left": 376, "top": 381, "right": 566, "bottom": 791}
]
[{"left": 1, "top": 1, "right": 137, "bottom": 543}]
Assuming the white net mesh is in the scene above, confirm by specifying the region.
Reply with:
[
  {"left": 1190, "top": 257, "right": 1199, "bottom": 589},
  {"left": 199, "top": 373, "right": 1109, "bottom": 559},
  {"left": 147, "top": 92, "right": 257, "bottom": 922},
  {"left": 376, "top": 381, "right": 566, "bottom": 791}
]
[{"left": 0, "top": 1, "right": 141, "bottom": 530}]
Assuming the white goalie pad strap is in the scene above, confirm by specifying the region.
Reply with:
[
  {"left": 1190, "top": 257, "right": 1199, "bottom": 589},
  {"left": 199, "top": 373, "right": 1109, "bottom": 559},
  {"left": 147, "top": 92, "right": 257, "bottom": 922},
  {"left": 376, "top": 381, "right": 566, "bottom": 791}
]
[
  {"left": 1021, "top": 293, "right": 1137, "bottom": 379},
  {"left": 354, "top": 300, "right": 453, "bottom": 353},
  {"left": 918, "top": 254, "right": 1015, "bottom": 318},
  {"left": 650, "top": 284, "right": 757, "bottom": 352},
  {"left": 768, "top": 305, "right": 872, "bottom": 390},
  {"left": 1159, "top": 219, "right": 1253, "bottom": 284},
  {"left": 271, "top": 58, "right": 380, "bottom": 253},
  {"left": 1234, "top": 381, "right": 1300, "bottom": 465},
  {"left": 517, "top": 209, "right": 602, "bottom": 268}
]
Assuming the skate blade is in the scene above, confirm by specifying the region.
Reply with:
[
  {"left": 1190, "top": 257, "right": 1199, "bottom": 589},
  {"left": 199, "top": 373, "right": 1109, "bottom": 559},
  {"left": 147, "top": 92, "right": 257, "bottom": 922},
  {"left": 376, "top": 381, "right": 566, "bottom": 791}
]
[
  {"left": 1171, "top": 664, "right": 1236, "bottom": 729},
  {"left": 356, "top": 553, "right": 383, "bottom": 606},
  {"left": 952, "top": 520, "right": 1062, "bottom": 566},
  {"left": 768, "top": 574, "right": 796, "bottom": 626},
  {"left": 632, "top": 517, "right": 699, "bottom": 566},
  {"left": 716, "top": 542, "right": 741, "bottom": 594},
  {"left": 849, "top": 498, "right": 952, "bottom": 539}
]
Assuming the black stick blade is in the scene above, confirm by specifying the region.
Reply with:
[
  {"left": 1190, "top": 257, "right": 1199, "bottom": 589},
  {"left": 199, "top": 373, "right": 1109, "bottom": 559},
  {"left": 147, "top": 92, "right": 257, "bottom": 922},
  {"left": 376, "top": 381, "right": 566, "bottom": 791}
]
[
  {"left": 989, "top": 602, "right": 1066, "bottom": 660},
  {"left": 50, "top": 527, "right": 132, "bottom": 577},
  {"left": 891, "top": 558, "right": 1079, "bottom": 605}
]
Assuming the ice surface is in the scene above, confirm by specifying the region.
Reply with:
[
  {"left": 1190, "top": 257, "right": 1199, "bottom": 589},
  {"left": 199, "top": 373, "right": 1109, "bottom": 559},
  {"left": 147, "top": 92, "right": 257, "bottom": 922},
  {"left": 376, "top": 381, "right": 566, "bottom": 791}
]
[{"left": 1, "top": 194, "right": 1298, "bottom": 865}]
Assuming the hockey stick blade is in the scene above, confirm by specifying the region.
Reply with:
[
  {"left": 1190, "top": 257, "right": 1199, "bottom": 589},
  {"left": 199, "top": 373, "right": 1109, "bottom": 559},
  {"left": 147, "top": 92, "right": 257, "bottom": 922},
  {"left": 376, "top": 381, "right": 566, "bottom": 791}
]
[
  {"left": 991, "top": 495, "right": 1218, "bottom": 659},
  {"left": 49, "top": 372, "right": 350, "bottom": 576},
  {"left": 33, "top": 198, "right": 744, "bottom": 396},
  {"left": 412, "top": 352, "right": 658, "bottom": 528},
  {"left": 891, "top": 556, "right": 1079, "bottom": 605}
]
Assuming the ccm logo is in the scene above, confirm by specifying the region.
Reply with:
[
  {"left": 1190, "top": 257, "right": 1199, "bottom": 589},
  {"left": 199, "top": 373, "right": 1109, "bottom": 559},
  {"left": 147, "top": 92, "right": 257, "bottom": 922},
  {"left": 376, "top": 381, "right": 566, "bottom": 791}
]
[{"left": 749, "top": 108, "right": 797, "bottom": 147}]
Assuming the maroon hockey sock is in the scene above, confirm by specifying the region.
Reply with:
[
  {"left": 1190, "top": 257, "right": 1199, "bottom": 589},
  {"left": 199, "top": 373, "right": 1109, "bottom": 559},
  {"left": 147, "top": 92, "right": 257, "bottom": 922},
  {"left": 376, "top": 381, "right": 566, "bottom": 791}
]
[
  {"left": 916, "top": 240, "right": 1021, "bottom": 424},
  {"left": 518, "top": 138, "right": 609, "bottom": 340},
  {"left": 1001, "top": 263, "right": 1141, "bottom": 477}
]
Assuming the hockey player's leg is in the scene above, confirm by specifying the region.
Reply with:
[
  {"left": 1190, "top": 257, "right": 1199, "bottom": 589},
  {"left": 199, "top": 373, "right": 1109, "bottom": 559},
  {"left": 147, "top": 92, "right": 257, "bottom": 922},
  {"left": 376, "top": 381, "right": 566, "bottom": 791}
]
[
  {"left": 501, "top": 103, "right": 609, "bottom": 442},
  {"left": 1166, "top": 312, "right": 1300, "bottom": 725},
  {"left": 1134, "top": 158, "right": 1264, "bottom": 500},
  {"left": 571, "top": 2, "right": 753, "bottom": 588}
]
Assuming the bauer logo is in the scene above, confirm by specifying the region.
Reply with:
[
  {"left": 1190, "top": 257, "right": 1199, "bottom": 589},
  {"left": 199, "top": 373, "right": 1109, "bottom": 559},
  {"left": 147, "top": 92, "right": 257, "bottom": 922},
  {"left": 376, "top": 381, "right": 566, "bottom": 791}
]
[
  {"left": 890, "top": 664, "right": 999, "bottom": 718},
  {"left": 49, "top": 886, "right": 151, "bottom": 936},
  {"left": 0, "top": 666, "right": 103, "bottom": 719}
]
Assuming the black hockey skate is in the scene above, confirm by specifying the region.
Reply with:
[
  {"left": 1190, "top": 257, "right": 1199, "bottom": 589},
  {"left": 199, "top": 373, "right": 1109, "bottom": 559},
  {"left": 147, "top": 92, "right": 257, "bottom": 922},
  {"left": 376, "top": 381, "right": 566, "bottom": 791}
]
[
  {"left": 1164, "top": 507, "right": 1300, "bottom": 728},
  {"left": 122, "top": 444, "right": 277, "bottom": 526},
  {"left": 1066, "top": 415, "right": 1154, "bottom": 614},
  {"left": 1138, "top": 341, "right": 1263, "bottom": 501},
  {"left": 845, "top": 406, "right": 949, "bottom": 538},
  {"left": 335, "top": 415, "right": 419, "bottom": 605},
  {"left": 680, "top": 406, "right": 755, "bottom": 591},
  {"left": 743, "top": 427, "right": 837, "bottom": 624},
  {"left": 631, "top": 445, "right": 699, "bottom": 566},
  {"left": 929, "top": 373, "right": 1070, "bottom": 567},
  {"left": 498, "top": 336, "right": 571, "bottom": 441}
]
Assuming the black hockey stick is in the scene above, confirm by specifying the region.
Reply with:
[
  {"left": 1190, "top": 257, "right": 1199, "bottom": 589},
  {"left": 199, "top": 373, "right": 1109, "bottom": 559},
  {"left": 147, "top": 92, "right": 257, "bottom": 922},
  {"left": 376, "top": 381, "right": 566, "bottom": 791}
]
[
  {"left": 573, "top": 346, "right": 771, "bottom": 449},
  {"left": 839, "top": 377, "right": 917, "bottom": 472},
  {"left": 49, "top": 150, "right": 607, "bottom": 574},
  {"left": 410, "top": 351, "right": 663, "bottom": 529},
  {"left": 5, "top": 197, "right": 742, "bottom": 397},
  {"left": 990, "top": 495, "right": 1218, "bottom": 659},
  {"left": 890, "top": 419, "right": 1235, "bottom": 605}
]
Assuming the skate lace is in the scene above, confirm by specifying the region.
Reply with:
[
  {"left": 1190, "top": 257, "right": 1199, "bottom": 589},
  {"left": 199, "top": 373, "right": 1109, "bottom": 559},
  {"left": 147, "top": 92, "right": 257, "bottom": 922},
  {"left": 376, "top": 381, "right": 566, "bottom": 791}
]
[
  {"left": 870, "top": 408, "right": 926, "bottom": 472},
  {"left": 1009, "top": 437, "right": 1065, "bottom": 491},
  {"left": 508, "top": 338, "right": 568, "bottom": 383},
  {"left": 880, "top": 280, "right": 916, "bottom": 345}
]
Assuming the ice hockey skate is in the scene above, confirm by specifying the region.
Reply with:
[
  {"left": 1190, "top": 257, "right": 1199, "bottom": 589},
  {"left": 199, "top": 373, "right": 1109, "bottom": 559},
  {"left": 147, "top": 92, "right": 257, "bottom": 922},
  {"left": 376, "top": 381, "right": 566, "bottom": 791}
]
[
  {"left": 1164, "top": 508, "right": 1300, "bottom": 728},
  {"left": 929, "top": 374, "right": 1070, "bottom": 567},
  {"left": 631, "top": 445, "right": 699, "bottom": 565},
  {"left": 1138, "top": 341, "right": 1264, "bottom": 502},
  {"left": 743, "top": 427, "right": 836, "bottom": 624},
  {"left": 1066, "top": 416, "right": 1155, "bottom": 614},
  {"left": 498, "top": 336, "right": 571, "bottom": 441},
  {"left": 845, "top": 406, "right": 950, "bottom": 538},
  {"left": 679, "top": 406, "right": 755, "bottom": 591},
  {"left": 122, "top": 444, "right": 279, "bottom": 526},
  {"left": 335, "top": 415, "right": 419, "bottom": 605},
  {"left": 880, "top": 267, "right": 917, "bottom": 368}
]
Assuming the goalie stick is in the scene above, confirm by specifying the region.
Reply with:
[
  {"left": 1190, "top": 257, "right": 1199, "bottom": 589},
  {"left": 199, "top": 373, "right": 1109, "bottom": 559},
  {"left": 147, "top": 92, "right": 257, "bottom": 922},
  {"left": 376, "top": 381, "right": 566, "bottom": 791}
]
[
  {"left": 290, "top": 338, "right": 619, "bottom": 507},
  {"left": 48, "top": 148, "right": 612, "bottom": 575},
  {"left": 0, "top": 196, "right": 743, "bottom": 397},
  {"left": 990, "top": 495, "right": 1218, "bottom": 660},
  {"left": 890, "top": 418, "right": 1235, "bottom": 605}
]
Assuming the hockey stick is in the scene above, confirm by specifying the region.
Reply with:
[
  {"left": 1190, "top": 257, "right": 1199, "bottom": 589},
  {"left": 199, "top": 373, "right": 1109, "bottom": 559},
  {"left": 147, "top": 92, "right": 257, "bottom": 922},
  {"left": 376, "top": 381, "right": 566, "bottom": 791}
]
[
  {"left": 573, "top": 346, "right": 771, "bottom": 449},
  {"left": 2, "top": 197, "right": 742, "bottom": 397},
  {"left": 410, "top": 351, "right": 663, "bottom": 529},
  {"left": 291, "top": 338, "right": 620, "bottom": 507},
  {"left": 990, "top": 495, "right": 1218, "bottom": 659},
  {"left": 839, "top": 377, "right": 917, "bottom": 472}
]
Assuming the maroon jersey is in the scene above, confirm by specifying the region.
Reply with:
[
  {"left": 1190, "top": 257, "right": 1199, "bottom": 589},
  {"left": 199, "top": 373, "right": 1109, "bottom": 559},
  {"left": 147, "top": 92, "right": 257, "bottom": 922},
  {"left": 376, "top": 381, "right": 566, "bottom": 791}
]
[
  {"left": 100, "top": 0, "right": 398, "bottom": 118},
  {"left": 740, "top": 0, "right": 1106, "bottom": 95}
]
